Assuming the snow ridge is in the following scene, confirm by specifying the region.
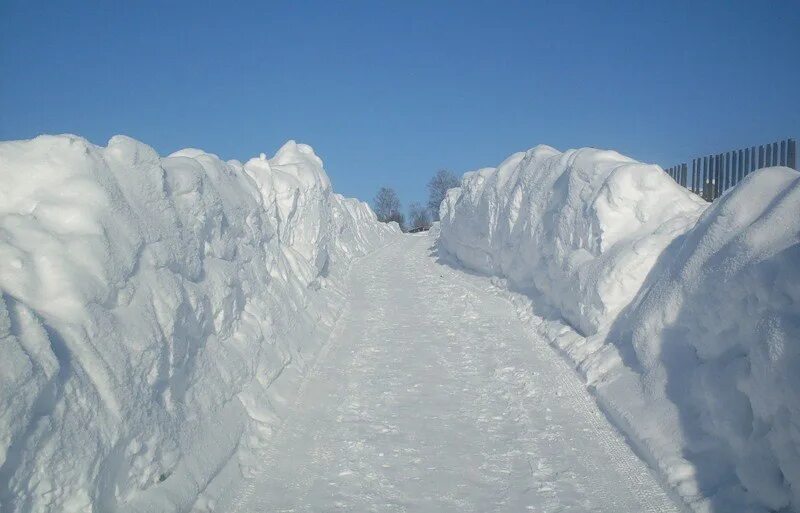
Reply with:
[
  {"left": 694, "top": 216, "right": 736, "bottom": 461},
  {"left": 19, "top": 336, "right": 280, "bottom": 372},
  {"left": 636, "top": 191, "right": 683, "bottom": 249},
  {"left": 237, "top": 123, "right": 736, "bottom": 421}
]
[
  {"left": 0, "top": 134, "right": 398, "bottom": 513},
  {"left": 439, "top": 145, "right": 800, "bottom": 512}
]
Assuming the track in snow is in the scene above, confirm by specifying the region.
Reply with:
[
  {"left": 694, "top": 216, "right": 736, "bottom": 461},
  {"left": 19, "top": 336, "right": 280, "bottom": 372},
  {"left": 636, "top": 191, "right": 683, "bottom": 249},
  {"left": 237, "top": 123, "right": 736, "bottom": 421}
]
[{"left": 224, "top": 234, "right": 682, "bottom": 512}]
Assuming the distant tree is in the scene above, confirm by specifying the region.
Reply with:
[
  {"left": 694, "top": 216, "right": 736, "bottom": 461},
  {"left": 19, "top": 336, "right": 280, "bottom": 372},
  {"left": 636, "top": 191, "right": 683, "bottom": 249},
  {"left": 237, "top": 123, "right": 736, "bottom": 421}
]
[
  {"left": 373, "top": 187, "right": 405, "bottom": 230},
  {"left": 427, "top": 169, "right": 460, "bottom": 221},
  {"left": 408, "top": 202, "right": 431, "bottom": 232},
  {"left": 390, "top": 211, "right": 406, "bottom": 231}
]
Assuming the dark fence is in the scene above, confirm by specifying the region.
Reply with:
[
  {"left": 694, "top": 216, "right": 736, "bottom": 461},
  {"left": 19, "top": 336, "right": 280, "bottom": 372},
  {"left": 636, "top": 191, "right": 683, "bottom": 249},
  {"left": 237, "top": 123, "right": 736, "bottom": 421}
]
[{"left": 665, "top": 138, "right": 796, "bottom": 202}]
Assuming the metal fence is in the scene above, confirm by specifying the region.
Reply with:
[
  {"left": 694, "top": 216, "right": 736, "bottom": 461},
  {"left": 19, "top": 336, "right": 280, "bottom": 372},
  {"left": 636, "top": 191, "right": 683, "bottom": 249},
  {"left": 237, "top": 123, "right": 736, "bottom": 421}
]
[{"left": 665, "top": 138, "right": 796, "bottom": 202}]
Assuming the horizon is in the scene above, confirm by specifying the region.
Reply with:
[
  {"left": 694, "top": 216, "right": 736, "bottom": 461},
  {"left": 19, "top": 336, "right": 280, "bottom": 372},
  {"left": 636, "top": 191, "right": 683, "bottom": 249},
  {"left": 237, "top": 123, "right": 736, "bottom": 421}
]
[{"left": 2, "top": 0, "right": 798, "bottom": 209}]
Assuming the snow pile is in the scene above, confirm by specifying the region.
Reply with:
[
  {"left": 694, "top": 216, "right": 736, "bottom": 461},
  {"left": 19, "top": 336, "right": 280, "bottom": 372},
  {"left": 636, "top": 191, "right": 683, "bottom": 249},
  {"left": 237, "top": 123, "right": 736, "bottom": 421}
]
[
  {"left": 0, "top": 134, "right": 397, "bottom": 513},
  {"left": 439, "top": 145, "right": 706, "bottom": 336},
  {"left": 439, "top": 145, "right": 800, "bottom": 512}
]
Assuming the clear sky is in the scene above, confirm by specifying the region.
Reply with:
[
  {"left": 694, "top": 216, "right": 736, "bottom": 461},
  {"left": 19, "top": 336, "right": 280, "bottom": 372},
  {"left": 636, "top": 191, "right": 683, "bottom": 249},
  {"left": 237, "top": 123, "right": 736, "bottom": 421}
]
[{"left": 1, "top": 0, "right": 798, "bottom": 208}]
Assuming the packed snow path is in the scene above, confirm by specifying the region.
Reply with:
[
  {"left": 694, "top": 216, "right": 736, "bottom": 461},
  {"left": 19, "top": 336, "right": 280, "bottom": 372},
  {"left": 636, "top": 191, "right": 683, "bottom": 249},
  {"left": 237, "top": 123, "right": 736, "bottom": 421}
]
[{"left": 224, "top": 235, "right": 682, "bottom": 513}]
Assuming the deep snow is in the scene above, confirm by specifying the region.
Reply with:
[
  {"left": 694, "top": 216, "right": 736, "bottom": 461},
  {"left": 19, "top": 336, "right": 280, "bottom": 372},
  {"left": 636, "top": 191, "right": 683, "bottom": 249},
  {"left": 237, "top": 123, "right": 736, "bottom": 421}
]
[
  {"left": 2, "top": 134, "right": 798, "bottom": 513},
  {"left": 0, "top": 135, "right": 397, "bottom": 513},
  {"left": 439, "top": 145, "right": 800, "bottom": 512}
]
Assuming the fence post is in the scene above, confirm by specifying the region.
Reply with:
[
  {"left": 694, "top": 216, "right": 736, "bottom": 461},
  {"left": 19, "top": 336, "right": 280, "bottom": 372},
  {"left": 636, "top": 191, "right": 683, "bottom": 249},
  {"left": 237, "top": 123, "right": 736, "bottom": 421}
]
[
  {"left": 695, "top": 158, "right": 700, "bottom": 192},
  {"left": 729, "top": 151, "right": 734, "bottom": 188},
  {"left": 750, "top": 146, "right": 757, "bottom": 173},
  {"left": 701, "top": 156, "right": 707, "bottom": 199},
  {"left": 789, "top": 139, "right": 797, "bottom": 170},
  {"left": 708, "top": 155, "right": 714, "bottom": 200},
  {"left": 712, "top": 154, "right": 718, "bottom": 199},
  {"left": 682, "top": 163, "right": 687, "bottom": 187},
  {"left": 758, "top": 145, "right": 765, "bottom": 168},
  {"left": 709, "top": 155, "right": 714, "bottom": 199},
  {"left": 739, "top": 149, "right": 744, "bottom": 182},
  {"left": 780, "top": 140, "right": 787, "bottom": 166},
  {"left": 726, "top": 152, "right": 732, "bottom": 190},
  {"left": 694, "top": 157, "right": 702, "bottom": 194},
  {"left": 744, "top": 148, "right": 750, "bottom": 178},
  {"left": 731, "top": 151, "right": 738, "bottom": 186},
  {"left": 720, "top": 153, "right": 725, "bottom": 191},
  {"left": 772, "top": 142, "right": 779, "bottom": 166},
  {"left": 710, "top": 155, "right": 716, "bottom": 200},
  {"left": 721, "top": 153, "right": 727, "bottom": 191},
  {"left": 712, "top": 154, "right": 717, "bottom": 200}
]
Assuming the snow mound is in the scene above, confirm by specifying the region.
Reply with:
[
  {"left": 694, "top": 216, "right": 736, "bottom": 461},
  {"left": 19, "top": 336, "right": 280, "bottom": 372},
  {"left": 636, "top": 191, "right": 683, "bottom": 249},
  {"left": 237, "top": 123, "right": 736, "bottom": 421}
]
[
  {"left": 439, "top": 145, "right": 800, "bottom": 512},
  {"left": 607, "top": 167, "right": 800, "bottom": 512},
  {"left": 0, "top": 134, "right": 397, "bottom": 513},
  {"left": 439, "top": 145, "right": 706, "bottom": 336}
]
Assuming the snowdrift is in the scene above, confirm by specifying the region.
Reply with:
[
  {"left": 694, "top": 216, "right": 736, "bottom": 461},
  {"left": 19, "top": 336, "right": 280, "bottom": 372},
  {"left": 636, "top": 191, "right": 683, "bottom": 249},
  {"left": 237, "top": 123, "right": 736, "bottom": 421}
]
[
  {"left": 0, "top": 135, "right": 397, "bottom": 513},
  {"left": 439, "top": 145, "right": 707, "bottom": 336},
  {"left": 439, "top": 145, "right": 800, "bottom": 512}
]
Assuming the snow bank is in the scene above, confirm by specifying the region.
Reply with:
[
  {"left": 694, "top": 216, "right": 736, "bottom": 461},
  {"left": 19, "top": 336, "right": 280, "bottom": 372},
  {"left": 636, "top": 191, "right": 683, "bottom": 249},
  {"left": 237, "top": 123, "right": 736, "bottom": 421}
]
[
  {"left": 0, "top": 134, "right": 397, "bottom": 513},
  {"left": 439, "top": 145, "right": 800, "bottom": 512},
  {"left": 439, "top": 145, "right": 706, "bottom": 336}
]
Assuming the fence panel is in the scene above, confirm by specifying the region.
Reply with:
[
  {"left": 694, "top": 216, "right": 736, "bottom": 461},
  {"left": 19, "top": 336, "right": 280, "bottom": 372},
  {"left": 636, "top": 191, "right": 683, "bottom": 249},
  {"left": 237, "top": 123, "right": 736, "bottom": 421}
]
[{"left": 664, "top": 138, "right": 796, "bottom": 202}]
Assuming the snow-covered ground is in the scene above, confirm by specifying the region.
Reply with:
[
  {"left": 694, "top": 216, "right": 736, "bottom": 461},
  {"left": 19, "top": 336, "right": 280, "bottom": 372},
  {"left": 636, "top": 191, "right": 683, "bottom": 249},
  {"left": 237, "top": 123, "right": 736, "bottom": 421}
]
[
  {"left": 0, "top": 135, "right": 397, "bottom": 513},
  {"left": 215, "top": 234, "right": 683, "bottom": 513},
  {"left": 439, "top": 145, "right": 800, "bottom": 513}
]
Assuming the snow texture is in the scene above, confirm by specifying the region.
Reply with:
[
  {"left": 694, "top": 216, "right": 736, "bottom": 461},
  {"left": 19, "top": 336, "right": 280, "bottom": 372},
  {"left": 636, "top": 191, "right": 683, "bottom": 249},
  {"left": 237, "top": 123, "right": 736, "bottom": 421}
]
[
  {"left": 439, "top": 144, "right": 800, "bottom": 512},
  {"left": 0, "top": 134, "right": 397, "bottom": 513},
  {"left": 218, "top": 234, "right": 681, "bottom": 513}
]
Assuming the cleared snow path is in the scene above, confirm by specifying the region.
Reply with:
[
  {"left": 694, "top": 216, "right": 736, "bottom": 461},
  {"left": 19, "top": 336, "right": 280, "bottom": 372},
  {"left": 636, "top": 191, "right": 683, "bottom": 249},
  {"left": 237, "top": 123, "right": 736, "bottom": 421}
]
[{"left": 224, "top": 235, "right": 682, "bottom": 513}]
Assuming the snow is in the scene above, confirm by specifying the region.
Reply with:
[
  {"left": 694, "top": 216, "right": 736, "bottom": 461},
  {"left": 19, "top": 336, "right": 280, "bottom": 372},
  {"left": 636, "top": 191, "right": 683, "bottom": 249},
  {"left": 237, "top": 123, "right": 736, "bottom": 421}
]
[
  {"left": 439, "top": 144, "right": 800, "bottom": 512},
  {"left": 0, "top": 134, "right": 398, "bottom": 513},
  {"left": 215, "top": 235, "right": 681, "bottom": 512},
  {"left": 3, "top": 133, "right": 797, "bottom": 513},
  {"left": 439, "top": 145, "right": 706, "bottom": 337}
]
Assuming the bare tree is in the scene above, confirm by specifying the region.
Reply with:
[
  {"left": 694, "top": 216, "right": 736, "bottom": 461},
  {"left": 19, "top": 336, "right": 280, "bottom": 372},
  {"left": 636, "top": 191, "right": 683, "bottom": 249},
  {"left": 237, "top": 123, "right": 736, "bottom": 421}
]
[
  {"left": 373, "top": 187, "right": 405, "bottom": 229},
  {"left": 408, "top": 202, "right": 431, "bottom": 232},
  {"left": 427, "top": 169, "right": 460, "bottom": 220}
]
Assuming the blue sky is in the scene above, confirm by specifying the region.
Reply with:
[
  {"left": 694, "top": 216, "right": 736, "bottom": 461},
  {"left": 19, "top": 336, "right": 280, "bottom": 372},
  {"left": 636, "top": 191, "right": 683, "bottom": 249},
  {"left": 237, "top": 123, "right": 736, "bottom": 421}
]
[{"left": 1, "top": 0, "right": 798, "bottom": 207}]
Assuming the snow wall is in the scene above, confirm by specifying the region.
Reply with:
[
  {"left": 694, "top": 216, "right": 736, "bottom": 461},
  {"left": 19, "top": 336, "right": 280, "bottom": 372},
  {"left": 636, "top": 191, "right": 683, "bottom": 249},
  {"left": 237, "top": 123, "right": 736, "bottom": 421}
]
[
  {"left": 439, "top": 144, "right": 800, "bottom": 513},
  {"left": 0, "top": 134, "right": 398, "bottom": 513}
]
